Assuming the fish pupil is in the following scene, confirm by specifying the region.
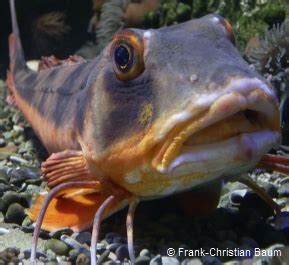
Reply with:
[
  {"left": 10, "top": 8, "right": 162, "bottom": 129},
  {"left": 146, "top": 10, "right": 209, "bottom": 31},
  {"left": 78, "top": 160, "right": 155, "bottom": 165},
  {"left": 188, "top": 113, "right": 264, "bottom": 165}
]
[{"left": 115, "top": 45, "right": 130, "bottom": 70}]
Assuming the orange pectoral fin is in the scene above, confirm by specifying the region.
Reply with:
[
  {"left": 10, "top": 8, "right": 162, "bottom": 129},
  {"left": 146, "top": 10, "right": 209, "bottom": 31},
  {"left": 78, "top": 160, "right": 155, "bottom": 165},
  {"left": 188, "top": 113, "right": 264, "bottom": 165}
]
[
  {"left": 27, "top": 184, "right": 131, "bottom": 232},
  {"left": 41, "top": 150, "right": 97, "bottom": 188}
]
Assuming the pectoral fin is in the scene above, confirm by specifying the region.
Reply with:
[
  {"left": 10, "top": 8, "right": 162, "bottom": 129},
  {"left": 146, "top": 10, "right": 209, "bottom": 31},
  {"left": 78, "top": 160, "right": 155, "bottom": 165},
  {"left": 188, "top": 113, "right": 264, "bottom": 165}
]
[
  {"left": 41, "top": 150, "right": 95, "bottom": 188},
  {"left": 28, "top": 150, "right": 133, "bottom": 231},
  {"left": 27, "top": 182, "right": 131, "bottom": 231}
]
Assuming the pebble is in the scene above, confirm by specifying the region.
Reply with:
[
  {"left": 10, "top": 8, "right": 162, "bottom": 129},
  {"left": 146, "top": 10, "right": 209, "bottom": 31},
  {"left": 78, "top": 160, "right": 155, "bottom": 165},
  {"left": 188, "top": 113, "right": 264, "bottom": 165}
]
[
  {"left": 202, "top": 255, "right": 222, "bottom": 265},
  {"left": 61, "top": 234, "right": 85, "bottom": 250},
  {"left": 50, "top": 228, "right": 73, "bottom": 239},
  {"left": 74, "top": 231, "right": 92, "bottom": 245},
  {"left": 108, "top": 251, "right": 117, "bottom": 261},
  {"left": 150, "top": 254, "right": 162, "bottom": 265},
  {"left": 139, "top": 249, "right": 151, "bottom": 258},
  {"left": 181, "top": 259, "right": 203, "bottom": 265},
  {"left": 44, "top": 239, "right": 70, "bottom": 256},
  {"left": 45, "top": 262, "right": 59, "bottom": 265},
  {"left": 0, "top": 138, "right": 5, "bottom": 147},
  {"left": 107, "top": 243, "right": 122, "bottom": 252},
  {"left": 135, "top": 255, "right": 151, "bottom": 265},
  {"left": 0, "top": 191, "right": 29, "bottom": 213},
  {"left": 278, "top": 183, "right": 289, "bottom": 197},
  {"left": 23, "top": 249, "right": 47, "bottom": 260},
  {"left": 76, "top": 253, "right": 90, "bottom": 265},
  {"left": 97, "top": 249, "right": 110, "bottom": 264},
  {"left": 229, "top": 189, "right": 247, "bottom": 205},
  {"left": 116, "top": 245, "right": 129, "bottom": 261},
  {"left": 105, "top": 232, "right": 120, "bottom": 244},
  {"left": 162, "top": 256, "right": 180, "bottom": 265},
  {"left": 9, "top": 155, "right": 29, "bottom": 165},
  {"left": 113, "top": 236, "right": 127, "bottom": 244},
  {"left": 4, "top": 202, "right": 26, "bottom": 225},
  {"left": 240, "top": 237, "right": 259, "bottom": 249},
  {"left": 258, "top": 181, "right": 278, "bottom": 198},
  {"left": 0, "top": 227, "right": 9, "bottom": 235}
]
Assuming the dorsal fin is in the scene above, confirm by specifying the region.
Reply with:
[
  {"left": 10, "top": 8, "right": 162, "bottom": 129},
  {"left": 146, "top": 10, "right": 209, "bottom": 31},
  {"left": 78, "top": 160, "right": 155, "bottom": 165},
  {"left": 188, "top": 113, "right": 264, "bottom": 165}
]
[{"left": 9, "top": 0, "right": 26, "bottom": 73}]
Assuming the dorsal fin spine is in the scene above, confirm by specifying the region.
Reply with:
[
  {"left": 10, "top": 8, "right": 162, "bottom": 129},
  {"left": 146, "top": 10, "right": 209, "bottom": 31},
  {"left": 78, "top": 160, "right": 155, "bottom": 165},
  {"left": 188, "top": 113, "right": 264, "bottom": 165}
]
[{"left": 9, "top": 0, "right": 26, "bottom": 71}]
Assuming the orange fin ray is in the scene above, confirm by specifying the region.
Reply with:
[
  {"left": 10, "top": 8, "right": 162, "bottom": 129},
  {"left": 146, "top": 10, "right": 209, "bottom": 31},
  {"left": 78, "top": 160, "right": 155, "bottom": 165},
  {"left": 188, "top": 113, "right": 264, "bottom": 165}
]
[{"left": 41, "top": 150, "right": 95, "bottom": 188}]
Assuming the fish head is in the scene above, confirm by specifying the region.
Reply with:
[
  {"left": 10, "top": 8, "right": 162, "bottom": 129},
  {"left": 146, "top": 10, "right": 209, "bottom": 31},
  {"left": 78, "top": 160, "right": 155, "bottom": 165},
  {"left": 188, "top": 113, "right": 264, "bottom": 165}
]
[{"left": 83, "top": 14, "right": 280, "bottom": 198}]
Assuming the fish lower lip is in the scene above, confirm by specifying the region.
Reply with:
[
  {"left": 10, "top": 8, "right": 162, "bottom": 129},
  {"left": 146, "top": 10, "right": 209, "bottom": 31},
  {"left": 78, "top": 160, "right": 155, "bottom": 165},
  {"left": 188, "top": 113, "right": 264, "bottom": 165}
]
[{"left": 166, "top": 130, "right": 281, "bottom": 175}]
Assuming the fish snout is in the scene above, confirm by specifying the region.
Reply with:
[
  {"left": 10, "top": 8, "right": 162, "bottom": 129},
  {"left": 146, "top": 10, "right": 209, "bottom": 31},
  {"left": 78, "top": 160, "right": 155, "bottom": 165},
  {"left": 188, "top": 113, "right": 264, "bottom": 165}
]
[{"left": 152, "top": 77, "right": 281, "bottom": 176}]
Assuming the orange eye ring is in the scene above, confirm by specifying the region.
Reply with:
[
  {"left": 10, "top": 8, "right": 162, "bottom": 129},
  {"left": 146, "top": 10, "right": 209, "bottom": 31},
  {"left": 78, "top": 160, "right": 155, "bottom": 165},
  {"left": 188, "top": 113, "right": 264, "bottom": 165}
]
[
  {"left": 111, "top": 30, "right": 145, "bottom": 81},
  {"left": 222, "top": 18, "right": 235, "bottom": 45}
]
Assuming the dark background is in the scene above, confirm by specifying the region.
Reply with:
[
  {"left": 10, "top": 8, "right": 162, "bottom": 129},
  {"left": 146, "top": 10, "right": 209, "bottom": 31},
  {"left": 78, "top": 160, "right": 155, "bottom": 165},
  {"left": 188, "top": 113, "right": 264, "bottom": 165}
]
[{"left": 0, "top": 0, "right": 93, "bottom": 78}]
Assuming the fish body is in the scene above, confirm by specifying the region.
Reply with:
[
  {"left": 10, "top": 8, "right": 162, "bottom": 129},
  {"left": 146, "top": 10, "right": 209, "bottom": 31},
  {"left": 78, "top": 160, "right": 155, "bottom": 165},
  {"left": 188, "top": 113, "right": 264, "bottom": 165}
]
[{"left": 7, "top": 0, "right": 280, "bottom": 231}]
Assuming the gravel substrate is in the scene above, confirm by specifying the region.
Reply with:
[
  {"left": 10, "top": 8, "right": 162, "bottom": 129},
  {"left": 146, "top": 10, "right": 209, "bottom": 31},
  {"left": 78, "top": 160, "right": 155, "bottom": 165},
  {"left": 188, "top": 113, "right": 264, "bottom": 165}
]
[{"left": 0, "top": 79, "right": 289, "bottom": 265}]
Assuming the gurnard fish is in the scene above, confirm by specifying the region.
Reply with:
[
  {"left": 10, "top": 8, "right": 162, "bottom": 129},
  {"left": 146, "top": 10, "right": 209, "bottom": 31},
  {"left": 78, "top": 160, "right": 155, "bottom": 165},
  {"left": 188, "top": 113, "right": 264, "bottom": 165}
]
[{"left": 6, "top": 0, "right": 289, "bottom": 263}]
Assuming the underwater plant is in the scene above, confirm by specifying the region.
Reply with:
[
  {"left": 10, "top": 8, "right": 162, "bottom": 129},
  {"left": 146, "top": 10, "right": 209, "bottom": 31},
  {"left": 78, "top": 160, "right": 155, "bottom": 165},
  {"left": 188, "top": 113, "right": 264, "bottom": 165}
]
[
  {"left": 248, "top": 21, "right": 289, "bottom": 145},
  {"left": 143, "top": 0, "right": 289, "bottom": 50}
]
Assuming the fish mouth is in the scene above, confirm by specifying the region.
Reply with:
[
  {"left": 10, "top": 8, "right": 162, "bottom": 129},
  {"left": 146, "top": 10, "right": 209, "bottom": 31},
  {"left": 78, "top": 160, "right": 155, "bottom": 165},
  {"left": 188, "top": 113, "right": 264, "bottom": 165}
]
[{"left": 152, "top": 78, "right": 281, "bottom": 176}]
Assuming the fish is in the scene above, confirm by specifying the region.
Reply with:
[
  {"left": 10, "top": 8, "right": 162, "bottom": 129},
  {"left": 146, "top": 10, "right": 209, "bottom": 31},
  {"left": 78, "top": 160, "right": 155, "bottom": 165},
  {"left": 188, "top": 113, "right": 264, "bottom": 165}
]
[{"left": 6, "top": 0, "right": 289, "bottom": 263}]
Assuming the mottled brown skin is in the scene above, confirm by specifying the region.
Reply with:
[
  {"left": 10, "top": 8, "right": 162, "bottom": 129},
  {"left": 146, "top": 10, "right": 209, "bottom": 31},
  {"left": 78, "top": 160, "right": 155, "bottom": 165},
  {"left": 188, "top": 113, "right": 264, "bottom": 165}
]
[{"left": 7, "top": 0, "right": 282, "bottom": 231}]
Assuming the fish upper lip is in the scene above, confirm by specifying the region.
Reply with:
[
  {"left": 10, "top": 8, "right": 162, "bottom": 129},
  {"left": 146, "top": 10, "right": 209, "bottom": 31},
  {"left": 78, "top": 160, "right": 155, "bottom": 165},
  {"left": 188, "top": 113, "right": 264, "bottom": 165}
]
[{"left": 152, "top": 78, "right": 280, "bottom": 174}]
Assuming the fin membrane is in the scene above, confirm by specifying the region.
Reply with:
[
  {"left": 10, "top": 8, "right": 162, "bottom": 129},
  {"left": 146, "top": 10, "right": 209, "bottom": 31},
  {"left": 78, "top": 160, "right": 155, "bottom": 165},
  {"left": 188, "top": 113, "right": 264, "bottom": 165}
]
[{"left": 41, "top": 150, "right": 95, "bottom": 188}]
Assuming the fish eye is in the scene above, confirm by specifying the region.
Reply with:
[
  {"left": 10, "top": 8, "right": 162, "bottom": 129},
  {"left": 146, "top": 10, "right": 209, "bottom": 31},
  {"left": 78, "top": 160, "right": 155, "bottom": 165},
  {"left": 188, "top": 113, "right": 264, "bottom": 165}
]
[
  {"left": 114, "top": 44, "right": 132, "bottom": 72},
  {"left": 111, "top": 30, "right": 145, "bottom": 81}
]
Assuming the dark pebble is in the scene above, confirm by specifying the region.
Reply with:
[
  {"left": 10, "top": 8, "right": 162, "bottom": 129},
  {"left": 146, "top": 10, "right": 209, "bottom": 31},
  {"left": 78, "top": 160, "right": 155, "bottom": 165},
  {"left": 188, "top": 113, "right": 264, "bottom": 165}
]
[
  {"left": 107, "top": 243, "right": 122, "bottom": 252},
  {"left": 258, "top": 182, "right": 278, "bottom": 198},
  {"left": 75, "top": 231, "right": 92, "bottom": 245},
  {"left": 229, "top": 189, "right": 247, "bottom": 205},
  {"left": 240, "top": 237, "right": 259, "bottom": 249},
  {"left": 9, "top": 167, "right": 40, "bottom": 185},
  {"left": 49, "top": 228, "right": 73, "bottom": 239},
  {"left": 113, "top": 236, "right": 127, "bottom": 244},
  {"left": 150, "top": 254, "right": 162, "bottom": 265},
  {"left": 0, "top": 168, "right": 9, "bottom": 182},
  {"left": 135, "top": 255, "right": 150, "bottom": 265},
  {"left": 69, "top": 248, "right": 90, "bottom": 263},
  {"left": 0, "top": 184, "right": 11, "bottom": 196},
  {"left": 97, "top": 249, "right": 110, "bottom": 264},
  {"left": 105, "top": 232, "right": 120, "bottom": 244},
  {"left": 4, "top": 203, "right": 26, "bottom": 225},
  {"left": 202, "top": 255, "right": 222, "bottom": 265},
  {"left": 116, "top": 245, "right": 129, "bottom": 261},
  {"left": 23, "top": 249, "right": 46, "bottom": 260},
  {"left": 240, "top": 192, "right": 274, "bottom": 218},
  {"left": 262, "top": 230, "right": 287, "bottom": 246},
  {"left": 0, "top": 191, "right": 29, "bottom": 213}
]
